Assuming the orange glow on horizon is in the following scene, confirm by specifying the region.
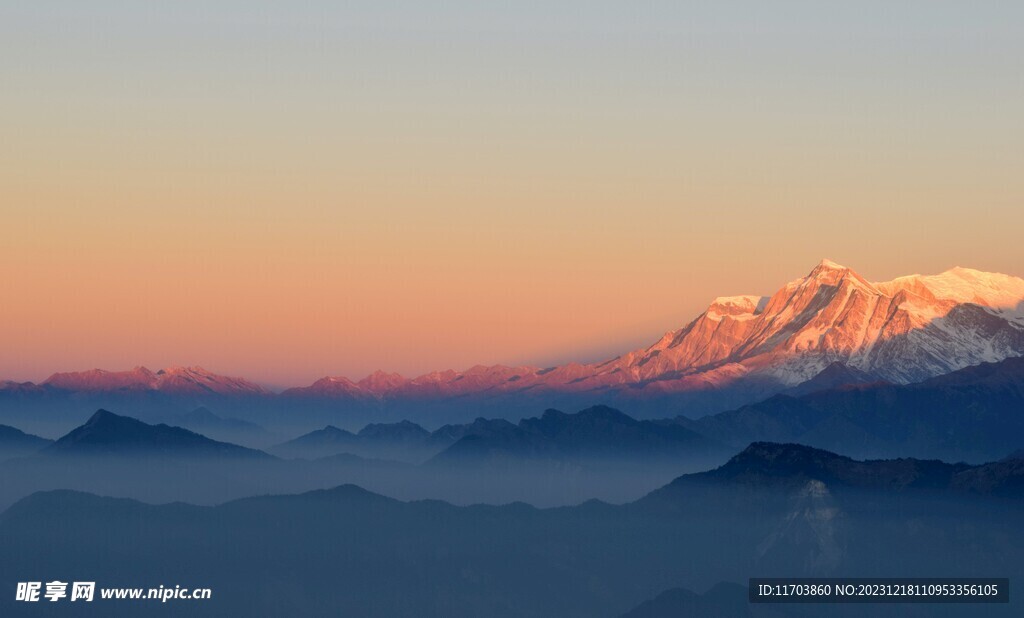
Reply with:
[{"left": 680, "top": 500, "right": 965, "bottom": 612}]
[{"left": 2, "top": 2, "right": 1022, "bottom": 386}]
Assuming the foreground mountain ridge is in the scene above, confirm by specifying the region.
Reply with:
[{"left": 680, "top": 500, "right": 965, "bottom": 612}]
[{"left": 3, "top": 442, "right": 1024, "bottom": 618}]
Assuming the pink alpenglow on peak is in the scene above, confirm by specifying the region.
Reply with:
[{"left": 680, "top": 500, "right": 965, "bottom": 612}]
[
  {"left": 15, "top": 261, "right": 1024, "bottom": 403},
  {"left": 43, "top": 367, "right": 158, "bottom": 392},
  {"left": 42, "top": 366, "right": 267, "bottom": 396},
  {"left": 817, "top": 258, "right": 845, "bottom": 269},
  {"left": 357, "top": 371, "right": 408, "bottom": 394},
  {"left": 232, "top": 260, "right": 1024, "bottom": 401},
  {"left": 705, "top": 296, "right": 767, "bottom": 321}
]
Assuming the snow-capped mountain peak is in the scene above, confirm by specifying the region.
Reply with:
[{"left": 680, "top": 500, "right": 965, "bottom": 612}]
[
  {"left": 879, "top": 267, "right": 1024, "bottom": 310},
  {"left": 20, "top": 261, "right": 1024, "bottom": 408},
  {"left": 568, "top": 260, "right": 1024, "bottom": 390},
  {"left": 41, "top": 366, "right": 266, "bottom": 396},
  {"left": 706, "top": 295, "right": 766, "bottom": 321}
]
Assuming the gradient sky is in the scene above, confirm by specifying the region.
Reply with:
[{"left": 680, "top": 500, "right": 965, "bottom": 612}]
[{"left": 2, "top": 2, "right": 1022, "bottom": 387}]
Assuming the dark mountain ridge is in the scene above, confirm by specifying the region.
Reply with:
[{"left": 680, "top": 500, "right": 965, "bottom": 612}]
[
  {"left": 780, "top": 362, "right": 883, "bottom": 396},
  {"left": 429, "top": 405, "right": 725, "bottom": 466},
  {"left": 0, "top": 424, "right": 52, "bottom": 460},
  {"left": 652, "top": 442, "right": 1024, "bottom": 496},
  {"left": 679, "top": 357, "right": 1024, "bottom": 462},
  {"left": 3, "top": 443, "right": 1024, "bottom": 617},
  {"left": 42, "top": 409, "right": 271, "bottom": 459}
]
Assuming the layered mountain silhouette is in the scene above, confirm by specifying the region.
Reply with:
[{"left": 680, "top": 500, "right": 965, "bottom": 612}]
[
  {"left": 160, "top": 406, "right": 274, "bottom": 446},
  {"left": 0, "top": 407, "right": 717, "bottom": 509},
  {"left": 0, "top": 424, "right": 51, "bottom": 460},
  {"left": 429, "top": 405, "right": 724, "bottom": 466},
  {"left": 1, "top": 259, "right": 1020, "bottom": 617},
  {"left": 272, "top": 405, "right": 725, "bottom": 466},
  {"left": 3, "top": 443, "right": 1023, "bottom": 618},
  {"left": 4, "top": 261, "right": 1022, "bottom": 424},
  {"left": 273, "top": 424, "right": 358, "bottom": 457},
  {"left": 358, "top": 419, "right": 431, "bottom": 442},
  {"left": 42, "top": 409, "right": 271, "bottom": 459},
  {"left": 0, "top": 411, "right": 441, "bottom": 512},
  {"left": 272, "top": 420, "right": 438, "bottom": 462},
  {"left": 678, "top": 356, "right": 1024, "bottom": 462},
  {"left": 648, "top": 442, "right": 1024, "bottom": 497}
]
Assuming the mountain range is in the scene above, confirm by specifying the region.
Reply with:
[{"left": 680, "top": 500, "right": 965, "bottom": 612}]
[
  {"left": 429, "top": 405, "right": 725, "bottom": 467},
  {"left": 279, "top": 260, "right": 1024, "bottom": 405},
  {"left": 270, "top": 404, "right": 726, "bottom": 467},
  {"left": 6, "top": 353, "right": 1024, "bottom": 475},
  {"left": 648, "top": 441, "right": 1024, "bottom": 498},
  {"left": 3, "top": 260, "right": 1022, "bottom": 426},
  {"left": 0, "top": 424, "right": 51, "bottom": 461},
  {"left": 0, "top": 406, "right": 723, "bottom": 509},
  {"left": 9, "top": 351, "right": 1024, "bottom": 509},
  {"left": 678, "top": 356, "right": 1024, "bottom": 462},
  {"left": 159, "top": 406, "right": 277, "bottom": 447},
  {"left": 271, "top": 419, "right": 438, "bottom": 462},
  {"left": 2, "top": 443, "right": 1022, "bottom": 618},
  {"left": 41, "top": 365, "right": 267, "bottom": 395},
  {"left": 42, "top": 409, "right": 270, "bottom": 459}
]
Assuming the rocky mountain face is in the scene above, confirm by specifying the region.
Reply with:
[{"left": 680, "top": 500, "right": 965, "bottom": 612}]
[
  {"left": 580, "top": 259, "right": 1024, "bottom": 389},
  {"left": 279, "top": 260, "right": 1024, "bottom": 402}
]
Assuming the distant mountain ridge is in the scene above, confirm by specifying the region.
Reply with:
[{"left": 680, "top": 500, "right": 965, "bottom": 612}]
[
  {"left": 271, "top": 405, "right": 725, "bottom": 465},
  {"left": 0, "top": 406, "right": 723, "bottom": 510},
  {"left": 41, "top": 366, "right": 267, "bottom": 396},
  {"left": 159, "top": 407, "right": 275, "bottom": 447},
  {"left": 4, "top": 261, "right": 1022, "bottom": 423},
  {"left": 271, "top": 419, "right": 439, "bottom": 462},
  {"left": 429, "top": 405, "right": 724, "bottom": 466},
  {"left": 43, "top": 410, "right": 271, "bottom": 459},
  {"left": 0, "top": 425, "right": 52, "bottom": 460},
  {"left": 281, "top": 260, "right": 1024, "bottom": 398}
]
